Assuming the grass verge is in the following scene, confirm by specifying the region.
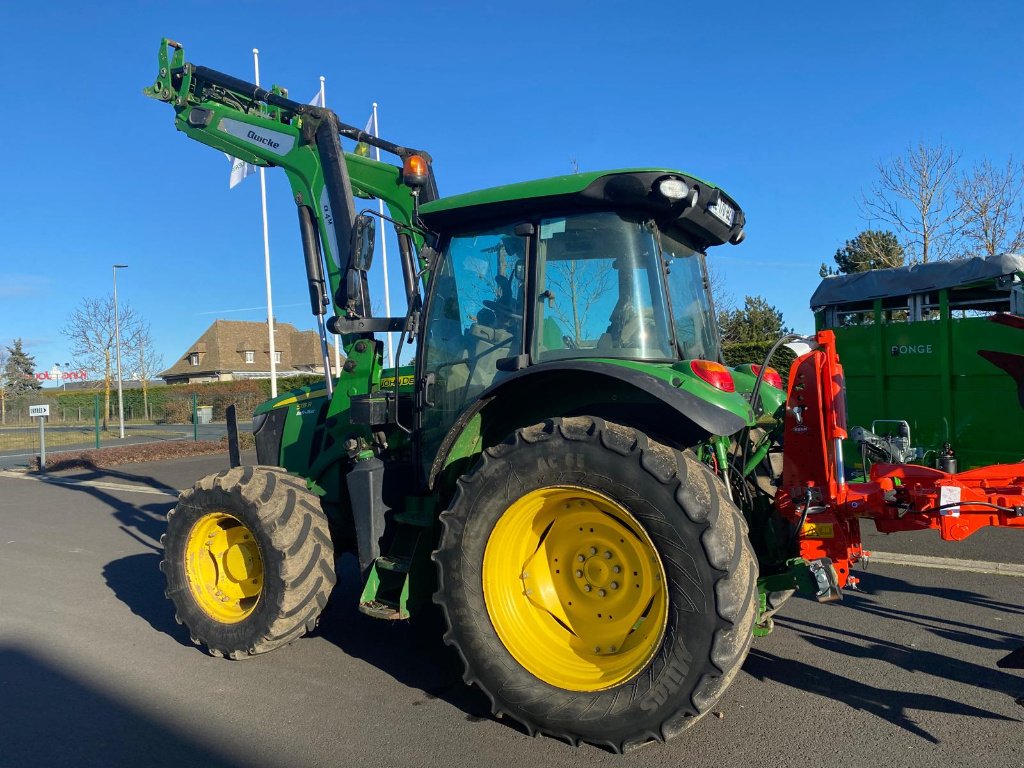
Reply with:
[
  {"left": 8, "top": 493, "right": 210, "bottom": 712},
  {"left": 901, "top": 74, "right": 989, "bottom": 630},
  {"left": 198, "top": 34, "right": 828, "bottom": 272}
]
[{"left": 38, "top": 439, "right": 232, "bottom": 472}]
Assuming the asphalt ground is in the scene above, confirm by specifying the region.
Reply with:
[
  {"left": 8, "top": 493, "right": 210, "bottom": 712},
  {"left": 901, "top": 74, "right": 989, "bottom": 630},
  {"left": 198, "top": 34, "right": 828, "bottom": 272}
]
[{"left": 2, "top": 456, "right": 1023, "bottom": 768}]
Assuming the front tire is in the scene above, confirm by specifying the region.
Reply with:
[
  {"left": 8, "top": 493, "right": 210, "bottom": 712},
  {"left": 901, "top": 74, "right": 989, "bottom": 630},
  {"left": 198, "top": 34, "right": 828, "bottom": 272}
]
[
  {"left": 432, "top": 417, "right": 757, "bottom": 751},
  {"left": 161, "top": 466, "right": 336, "bottom": 659}
]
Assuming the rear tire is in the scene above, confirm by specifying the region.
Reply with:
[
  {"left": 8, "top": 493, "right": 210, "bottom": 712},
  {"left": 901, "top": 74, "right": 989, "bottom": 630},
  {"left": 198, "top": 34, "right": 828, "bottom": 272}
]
[
  {"left": 161, "top": 466, "right": 336, "bottom": 659},
  {"left": 432, "top": 416, "right": 757, "bottom": 751}
]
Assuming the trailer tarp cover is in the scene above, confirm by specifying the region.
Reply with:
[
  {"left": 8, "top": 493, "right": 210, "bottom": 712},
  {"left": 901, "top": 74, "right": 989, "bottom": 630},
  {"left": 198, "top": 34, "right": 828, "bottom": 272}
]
[{"left": 810, "top": 253, "right": 1024, "bottom": 309}]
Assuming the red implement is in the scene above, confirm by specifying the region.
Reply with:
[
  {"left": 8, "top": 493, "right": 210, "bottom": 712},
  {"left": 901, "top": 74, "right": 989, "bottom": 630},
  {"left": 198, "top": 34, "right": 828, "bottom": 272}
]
[{"left": 775, "top": 331, "right": 1024, "bottom": 587}]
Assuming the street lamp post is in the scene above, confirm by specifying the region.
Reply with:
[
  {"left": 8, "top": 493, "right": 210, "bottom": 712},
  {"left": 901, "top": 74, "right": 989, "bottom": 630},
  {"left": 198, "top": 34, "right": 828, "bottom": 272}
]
[{"left": 113, "top": 264, "right": 128, "bottom": 439}]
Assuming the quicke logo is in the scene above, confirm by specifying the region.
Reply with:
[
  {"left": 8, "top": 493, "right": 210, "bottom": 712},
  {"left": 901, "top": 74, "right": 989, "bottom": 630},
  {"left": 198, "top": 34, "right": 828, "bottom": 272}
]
[{"left": 247, "top": 129, "right": 280, "bottom": 150}]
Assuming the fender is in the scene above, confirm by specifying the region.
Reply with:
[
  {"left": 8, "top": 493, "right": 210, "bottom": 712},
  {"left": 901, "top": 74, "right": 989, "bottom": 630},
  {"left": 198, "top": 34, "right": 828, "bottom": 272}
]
[{"left": 429, "top": 360, "right": 752, "bottom": 489}]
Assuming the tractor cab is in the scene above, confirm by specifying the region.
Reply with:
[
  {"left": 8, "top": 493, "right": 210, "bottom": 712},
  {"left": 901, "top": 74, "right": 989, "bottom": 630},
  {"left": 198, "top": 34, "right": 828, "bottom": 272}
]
[{"left": 416, "top": 169, "right": 746, "bottom": 455}]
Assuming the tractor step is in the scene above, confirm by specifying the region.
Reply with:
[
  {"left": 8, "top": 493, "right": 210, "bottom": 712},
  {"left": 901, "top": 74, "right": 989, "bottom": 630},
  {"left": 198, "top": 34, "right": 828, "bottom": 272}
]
[
  {"left": 358, "top": 599, "right": 408, "bottom": 620},
  {"left": 358, "top": 497, "right": 438, "bottom": 620}
]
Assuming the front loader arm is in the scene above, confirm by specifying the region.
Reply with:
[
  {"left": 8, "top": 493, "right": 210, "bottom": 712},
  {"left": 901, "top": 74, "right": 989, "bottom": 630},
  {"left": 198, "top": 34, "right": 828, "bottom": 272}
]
[{"left": 144, "top": 39, "right": 429, "bottom": 328}]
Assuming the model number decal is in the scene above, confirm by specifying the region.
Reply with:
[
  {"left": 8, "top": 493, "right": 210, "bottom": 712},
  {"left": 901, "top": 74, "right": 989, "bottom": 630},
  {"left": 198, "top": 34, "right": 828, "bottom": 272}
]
[{"left": 320, "top": 186, "right": 341, "bottom": 268}]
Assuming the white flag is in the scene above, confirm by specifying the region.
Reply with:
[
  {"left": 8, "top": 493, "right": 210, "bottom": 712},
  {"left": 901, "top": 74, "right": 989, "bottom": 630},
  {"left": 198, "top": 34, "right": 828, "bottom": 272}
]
[
  {"left": 225, "top": 152, "right": 256, "bottom": 189},
  {"left": 354, "top": 113, "right": 374, "bottom": 157},
  {"left": 309, "top": 89, "right": 324, "bottom": 107}
]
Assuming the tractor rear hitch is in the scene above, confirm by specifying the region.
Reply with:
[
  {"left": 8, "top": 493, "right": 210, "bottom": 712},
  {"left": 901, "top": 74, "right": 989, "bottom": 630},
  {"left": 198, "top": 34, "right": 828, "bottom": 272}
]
[{"left": 808, "top": 558, "right": 842, "bottom": 602}]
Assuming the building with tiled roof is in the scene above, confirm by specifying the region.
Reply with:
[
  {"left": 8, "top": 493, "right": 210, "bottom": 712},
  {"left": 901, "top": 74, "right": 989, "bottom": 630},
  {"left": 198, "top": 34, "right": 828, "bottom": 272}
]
[{"left": 160, "top": 320, "right": 341, "bottom": 384}]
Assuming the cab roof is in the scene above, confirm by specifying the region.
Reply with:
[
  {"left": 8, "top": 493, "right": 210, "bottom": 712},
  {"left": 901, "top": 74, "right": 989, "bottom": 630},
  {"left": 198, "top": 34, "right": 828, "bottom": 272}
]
[{"left": 418, "top": 168, "right": 744, "bottom": 250}]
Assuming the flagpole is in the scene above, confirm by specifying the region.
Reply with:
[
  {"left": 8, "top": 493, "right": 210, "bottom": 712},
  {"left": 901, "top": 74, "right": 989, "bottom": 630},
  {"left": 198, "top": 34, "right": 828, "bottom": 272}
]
[
  {"left": 372, "top": 102, "right": 395, "bottom": 370},
  {"left": 254, "top": 48, "right": 278, "bottom": 398},
  {"left": 322, "top": 75, "right": 342, "bottom": 380}
]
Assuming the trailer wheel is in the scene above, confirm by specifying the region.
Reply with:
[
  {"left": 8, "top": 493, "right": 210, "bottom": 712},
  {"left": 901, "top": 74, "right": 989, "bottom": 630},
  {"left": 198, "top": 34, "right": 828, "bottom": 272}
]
[
  {"left": 433, "top": 417, "right": 757, "bottom": 751},
  {"left": 161, "top": 466, "right": 336, "bottom": 659}
]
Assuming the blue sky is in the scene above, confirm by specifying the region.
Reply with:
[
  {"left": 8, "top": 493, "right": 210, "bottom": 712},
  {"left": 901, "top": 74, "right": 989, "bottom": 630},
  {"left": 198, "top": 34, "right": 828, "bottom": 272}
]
[{"left": 2, "top": 1, "right": 1023, "bottom": 381}]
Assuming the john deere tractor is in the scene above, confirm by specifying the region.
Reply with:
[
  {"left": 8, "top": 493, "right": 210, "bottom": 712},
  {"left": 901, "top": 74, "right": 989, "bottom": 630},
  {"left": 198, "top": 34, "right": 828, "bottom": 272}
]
[{"left": 145, "top": 40, "right": 1023, "bottom": 751}]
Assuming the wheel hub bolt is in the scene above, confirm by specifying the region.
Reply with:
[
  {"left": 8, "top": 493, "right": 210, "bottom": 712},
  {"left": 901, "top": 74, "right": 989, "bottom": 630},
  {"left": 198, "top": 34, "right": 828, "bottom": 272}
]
[
  {"left": 583, "top": 585, "right": 592, "bottom": 592},
  {"left": 603, "top": 551, "right": 612, "bottom": 559},
  {"left": 575, "top": 570, "right": 583, "bottom": 578},
  {"left": 589, "top": 547, "right": 597, "bottom": 556},
  {"left": 610, "top": 582, "right": 619, "bottom": 590},
  {"left": 612, "top": 565, "right": 621, "bottom": 574},
  {"left": 598, "top": 589, "right": 606, "bottom": 597},
  {"left": 577, "top": 555, "right": 585, "bottom": 563}
]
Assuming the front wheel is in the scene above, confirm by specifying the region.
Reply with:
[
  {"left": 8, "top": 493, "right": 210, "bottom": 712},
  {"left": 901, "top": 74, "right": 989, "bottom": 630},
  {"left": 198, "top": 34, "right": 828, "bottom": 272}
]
[
  {"left": 432, "top": 417, "right": 757, "bottom": 751},
  {"left": 161, "top": 466, "right": 336, "bottom": 659}
]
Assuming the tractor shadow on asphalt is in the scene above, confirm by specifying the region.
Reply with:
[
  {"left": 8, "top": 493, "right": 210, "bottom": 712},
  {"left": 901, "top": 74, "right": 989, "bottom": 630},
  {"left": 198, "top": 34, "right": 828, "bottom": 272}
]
[
  {"left": 0, "top": 645, "right": 253, "bottom": 768},
  {"left": 104, "top": 551, "right": 194, "bottom": 646},
  {"left": 743, "top": 645, "right": 1017, "bottom": 744},
  {"left": 102, "top": 546, "right": 512, "bottom": 727},
  {"left": 311, "top": 553, "right": 500, "bottom": 727},
  {"left": 36, "top": 464, "right": 198, "bottom": 648},
  {"left": 68, "top": 466, "right": 514, "bottom": 724},
  {"left": 746, "top": 570, "right": 1023, "bottom": 744}
]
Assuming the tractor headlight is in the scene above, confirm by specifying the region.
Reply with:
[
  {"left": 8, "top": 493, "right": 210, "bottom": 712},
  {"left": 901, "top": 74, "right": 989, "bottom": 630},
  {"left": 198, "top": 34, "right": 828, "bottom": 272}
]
[{"left": 657, "top": 177, "right": 689, "bottom": 201}]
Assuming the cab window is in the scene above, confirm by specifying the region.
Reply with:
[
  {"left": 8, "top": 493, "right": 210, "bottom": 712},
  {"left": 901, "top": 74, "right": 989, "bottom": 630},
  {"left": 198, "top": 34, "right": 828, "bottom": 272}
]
[{"left": 533, "top": 212, "right": 674, "bottom": 361}]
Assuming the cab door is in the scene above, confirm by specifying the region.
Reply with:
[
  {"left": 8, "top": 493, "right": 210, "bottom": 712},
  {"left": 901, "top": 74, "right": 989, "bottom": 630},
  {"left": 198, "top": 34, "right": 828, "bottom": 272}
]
[{"left": 418, "top": 223, "right": 527, "bottom": 472}]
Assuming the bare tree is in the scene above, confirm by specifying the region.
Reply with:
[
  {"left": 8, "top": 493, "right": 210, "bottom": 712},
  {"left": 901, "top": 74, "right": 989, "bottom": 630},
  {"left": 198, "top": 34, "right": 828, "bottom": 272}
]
[
  {"left": 63, "top": 296, "right": 141, "bottom": 429},
  {"left": 704, "top": 256, "right": 735, "bottom": 316},
  {"left": 862, "top": 140, "right": 964, "bottom": 263},
  {"left": 124, "top": 321, "right": 164, "bottom": 420},
  {"left": 955, "top": 158, "right": 1024, "bottom": 257},
  {"left": 546, "top": 259, "right": 614, "bottom": 346}
]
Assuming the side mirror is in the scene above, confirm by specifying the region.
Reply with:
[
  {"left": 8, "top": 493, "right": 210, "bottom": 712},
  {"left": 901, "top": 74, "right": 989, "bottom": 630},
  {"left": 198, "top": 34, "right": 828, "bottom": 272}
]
[{"left": 350, "top": 214, "right": 376, "bottom": 272}]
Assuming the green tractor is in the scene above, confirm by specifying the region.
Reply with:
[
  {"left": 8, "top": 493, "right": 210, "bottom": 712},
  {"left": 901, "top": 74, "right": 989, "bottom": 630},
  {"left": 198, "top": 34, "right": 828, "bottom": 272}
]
[{"left": 148, "top": 40, "right": 785, "bottom": 750}]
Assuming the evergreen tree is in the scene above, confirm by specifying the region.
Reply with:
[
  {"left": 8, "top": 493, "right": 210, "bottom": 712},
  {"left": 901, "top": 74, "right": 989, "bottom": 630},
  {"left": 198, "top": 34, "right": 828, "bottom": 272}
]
[
  {"left": 820, "top": 230, "right": 905, "bottom": 277},
  {"left": 3, "top": 338, "right": 41, "bottom": 395},
  {"left": 719, "top": 296, "right": 790, "bottom": 343}
]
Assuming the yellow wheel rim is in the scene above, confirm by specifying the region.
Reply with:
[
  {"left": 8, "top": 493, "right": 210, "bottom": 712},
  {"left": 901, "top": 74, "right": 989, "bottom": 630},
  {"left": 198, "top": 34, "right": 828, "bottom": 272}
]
[
  {"left": 483, "top": 486, "right": 668, "bottom": 692},
  {"left": 184, "top": 512, "right": 264, "bottom": 623}
]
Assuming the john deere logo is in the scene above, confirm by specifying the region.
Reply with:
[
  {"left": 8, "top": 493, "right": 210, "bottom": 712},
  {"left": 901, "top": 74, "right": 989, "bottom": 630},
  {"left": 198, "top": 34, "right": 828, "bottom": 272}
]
[{"left": 891, "top": 344, "right": 933, "bottom": 356}]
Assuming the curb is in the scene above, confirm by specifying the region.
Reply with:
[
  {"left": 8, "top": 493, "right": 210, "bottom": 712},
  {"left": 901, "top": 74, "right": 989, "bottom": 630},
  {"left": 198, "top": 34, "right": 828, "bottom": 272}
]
[{"left": 867, "top": 550, "right": 1024, "bottom": 577}]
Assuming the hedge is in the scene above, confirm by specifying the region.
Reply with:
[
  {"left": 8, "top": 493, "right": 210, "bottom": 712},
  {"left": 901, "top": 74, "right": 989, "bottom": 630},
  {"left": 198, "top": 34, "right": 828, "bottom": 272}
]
[{"left": 30, "top": 374, "right": 330, "bottom": 423}]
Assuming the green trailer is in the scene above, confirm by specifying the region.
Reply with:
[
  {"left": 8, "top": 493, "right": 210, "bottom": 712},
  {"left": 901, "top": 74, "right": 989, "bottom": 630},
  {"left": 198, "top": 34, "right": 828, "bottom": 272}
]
[{"left": 812, "top": 253, "right": 1024, "bottom": 469}]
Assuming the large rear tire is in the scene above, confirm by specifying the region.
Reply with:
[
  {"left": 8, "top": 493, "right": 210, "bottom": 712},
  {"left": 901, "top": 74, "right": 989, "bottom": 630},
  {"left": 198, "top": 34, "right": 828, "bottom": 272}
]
[
  {"left": 432, "top": 417, "right": 757, "bottom": 751},
  {"left": 161, "top": 466, "right": 336, "bottom": 659}
]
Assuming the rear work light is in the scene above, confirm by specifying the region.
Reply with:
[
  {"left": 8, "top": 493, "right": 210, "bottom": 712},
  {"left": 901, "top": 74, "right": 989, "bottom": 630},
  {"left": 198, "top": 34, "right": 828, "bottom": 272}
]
[
  {"left": 690, "top": 360, "right": 736, "bottom": 392},
  {"left": 403, "top": 154, "right": 429, "bottom": 187},
  {"left": 750, "top": 364, "right": 783, "bottom": 389}
]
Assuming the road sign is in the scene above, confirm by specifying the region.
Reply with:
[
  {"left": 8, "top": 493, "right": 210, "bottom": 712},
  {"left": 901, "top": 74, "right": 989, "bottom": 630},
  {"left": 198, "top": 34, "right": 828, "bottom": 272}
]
[{"left": 29, "top": 404, "right": 50, "bottom": 418}]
